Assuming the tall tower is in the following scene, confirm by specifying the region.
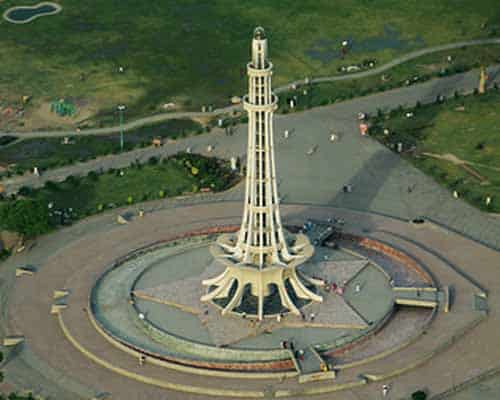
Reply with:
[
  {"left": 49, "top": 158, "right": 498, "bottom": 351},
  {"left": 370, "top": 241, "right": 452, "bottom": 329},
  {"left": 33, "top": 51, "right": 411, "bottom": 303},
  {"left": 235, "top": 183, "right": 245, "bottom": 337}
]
[{"left": 201, "top": 27, "right": 322, "bottom": 321}]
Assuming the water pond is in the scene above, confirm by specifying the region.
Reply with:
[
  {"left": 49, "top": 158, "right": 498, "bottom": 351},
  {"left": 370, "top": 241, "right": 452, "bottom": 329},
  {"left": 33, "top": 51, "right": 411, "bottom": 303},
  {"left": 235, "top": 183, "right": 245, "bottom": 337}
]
[{"left": 3, "top": 2, "right": 61, "bottom": 24}]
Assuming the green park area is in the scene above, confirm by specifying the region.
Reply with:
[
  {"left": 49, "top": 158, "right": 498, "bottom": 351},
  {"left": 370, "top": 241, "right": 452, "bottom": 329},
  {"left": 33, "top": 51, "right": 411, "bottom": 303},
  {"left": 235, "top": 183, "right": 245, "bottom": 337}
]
[
  {"left": 278, "top": 44, "right": 500, "bottom": 111},
  {"left": 370, "top": 88, "right": 500, "bottom": 213},
  {"left": 1, "top": 0, "right": 499, "bottom": 126},
  {"left": 0, "top": 118, "right": 203, "bottom": 175},
  {"left": 0, "top": 153, "right": 239, "bottom": 237}
]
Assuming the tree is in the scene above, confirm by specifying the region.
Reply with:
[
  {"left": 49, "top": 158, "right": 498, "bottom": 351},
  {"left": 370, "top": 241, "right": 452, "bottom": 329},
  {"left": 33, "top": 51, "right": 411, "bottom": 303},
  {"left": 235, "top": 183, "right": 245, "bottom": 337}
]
[
  {"left": 412, "top": 390, "right": 427, "bottom": 400},
  {"left": 0, "top": 199, "right": 53, "bottom": 238}
]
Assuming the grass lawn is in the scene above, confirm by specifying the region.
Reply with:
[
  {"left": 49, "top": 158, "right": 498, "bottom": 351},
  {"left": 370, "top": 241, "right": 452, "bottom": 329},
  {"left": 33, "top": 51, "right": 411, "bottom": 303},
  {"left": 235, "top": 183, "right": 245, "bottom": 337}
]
[
  {"left": 278, "top": 44, "right": 500, "bottom": 112},
  {"left": 370, "top": 89, "right": 500, "bottom": 213},
  {"left": 3, "top": 153, "right": 239, "bottom": 228},
  {"left": 1, "top": 0, "right": 499, "bottom": 126},
  {"left": 0, "top": 118, "right": 203, "bottom": 174}
]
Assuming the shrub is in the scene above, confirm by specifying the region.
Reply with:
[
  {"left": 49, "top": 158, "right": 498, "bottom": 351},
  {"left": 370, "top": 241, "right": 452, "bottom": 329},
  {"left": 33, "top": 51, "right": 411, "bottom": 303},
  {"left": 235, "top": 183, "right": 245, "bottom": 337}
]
[
  {"left": 127, "top": 196, "right": 133, "bottom": 204},
  {"left": 44, "top": 181, "right": 59, "bottom": 192},
  {"left": 411, "top": 390, "right": 427, "bottom": 400},
  {"left": 64, "top": 175, "right": 79, "bottom": 187},
  {"left": 18, "top": 186, "right": 33, "bottom": 197},
  {"left": 87, "top": 171, "right": 99, "bottom": 181},
  {"left": 0, "top": 248, "right": 11, "bottom": 261},
  {"left": 0, "top": 199, "right": 53, "bottom": 237}
]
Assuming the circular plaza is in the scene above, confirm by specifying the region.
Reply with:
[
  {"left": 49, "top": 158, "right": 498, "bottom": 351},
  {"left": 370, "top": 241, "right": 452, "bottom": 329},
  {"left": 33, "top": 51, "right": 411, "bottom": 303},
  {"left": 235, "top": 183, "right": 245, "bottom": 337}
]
[
  {"left": 89, "top": 222, "right": 432, "bottom": 376},
  {"left": 4, "top": 200, "right": 493, "bottom": 399}
]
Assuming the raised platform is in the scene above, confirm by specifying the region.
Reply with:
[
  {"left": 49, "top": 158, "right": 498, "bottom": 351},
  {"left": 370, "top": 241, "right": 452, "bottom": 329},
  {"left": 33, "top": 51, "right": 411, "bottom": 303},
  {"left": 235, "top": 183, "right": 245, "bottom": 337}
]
[
  {"left": 88, "top": 224, "right": 436, "bottom": 375},
  {"left": 6, "top": 203, "right": 490, "bottom": 399}
]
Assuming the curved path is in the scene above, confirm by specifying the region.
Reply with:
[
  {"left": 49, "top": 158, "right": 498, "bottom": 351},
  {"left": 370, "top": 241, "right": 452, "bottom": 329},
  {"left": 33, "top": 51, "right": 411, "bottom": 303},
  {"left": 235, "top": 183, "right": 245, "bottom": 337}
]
[
  {"left": 2, "top": 64, "right": 500, "bottom": 252},
  {"left": 0, "top": 38, "right": 499, "bottom": 139},
  {"left": 1, "top": 202, "right": 499, "bottom": 400}
]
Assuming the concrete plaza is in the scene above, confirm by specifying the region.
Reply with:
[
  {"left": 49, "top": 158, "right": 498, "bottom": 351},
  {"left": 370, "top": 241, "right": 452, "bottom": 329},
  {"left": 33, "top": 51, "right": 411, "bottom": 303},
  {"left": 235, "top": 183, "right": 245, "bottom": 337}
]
[{"left": 1, "top": 68, "right": 500, "bottom": 399}]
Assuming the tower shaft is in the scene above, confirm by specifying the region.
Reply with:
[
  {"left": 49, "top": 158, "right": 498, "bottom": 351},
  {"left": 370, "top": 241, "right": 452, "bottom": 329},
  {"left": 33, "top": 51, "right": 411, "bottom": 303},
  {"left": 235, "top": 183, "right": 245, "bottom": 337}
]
[
  {"left": 202, "top": 28, "right": 322, "bottom": 321},
  {"left": 237, "top": 29, "right": 289, "bottom": 268}
]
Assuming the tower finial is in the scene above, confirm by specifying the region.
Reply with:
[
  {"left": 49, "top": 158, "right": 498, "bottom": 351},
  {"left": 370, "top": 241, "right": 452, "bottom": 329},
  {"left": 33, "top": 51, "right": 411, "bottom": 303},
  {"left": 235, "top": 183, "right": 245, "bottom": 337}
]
[{"left": 253, "top": 26, "right": 266, "bottom": 40}]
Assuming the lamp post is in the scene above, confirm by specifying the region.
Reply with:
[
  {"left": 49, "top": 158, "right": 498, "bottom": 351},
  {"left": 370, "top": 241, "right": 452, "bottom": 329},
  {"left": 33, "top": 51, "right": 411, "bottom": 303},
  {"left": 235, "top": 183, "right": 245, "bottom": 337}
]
[{"left": 117, "top": 104, "right": 126, "bottom": 152}]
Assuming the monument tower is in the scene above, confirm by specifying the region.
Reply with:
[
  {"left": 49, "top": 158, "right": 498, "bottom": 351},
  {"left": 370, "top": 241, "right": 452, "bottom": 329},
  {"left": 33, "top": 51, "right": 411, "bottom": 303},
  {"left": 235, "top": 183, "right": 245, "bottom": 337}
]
[{"left": 201, "top": 27, "right": 322, "bottom": 320}]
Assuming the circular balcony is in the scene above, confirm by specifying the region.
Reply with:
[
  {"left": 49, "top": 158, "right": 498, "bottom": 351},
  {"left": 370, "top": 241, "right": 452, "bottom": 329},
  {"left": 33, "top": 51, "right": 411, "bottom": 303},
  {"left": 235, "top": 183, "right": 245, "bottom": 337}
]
[{"left": 243, "top": 94, "right": 278, "bottom": 112}]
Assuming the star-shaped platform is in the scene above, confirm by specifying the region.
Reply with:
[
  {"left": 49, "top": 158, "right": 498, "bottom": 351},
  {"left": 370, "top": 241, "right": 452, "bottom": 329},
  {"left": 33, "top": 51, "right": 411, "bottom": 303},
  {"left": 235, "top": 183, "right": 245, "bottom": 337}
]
[{"left": 132, "top": 259, "right": 371, "bottom": 346}]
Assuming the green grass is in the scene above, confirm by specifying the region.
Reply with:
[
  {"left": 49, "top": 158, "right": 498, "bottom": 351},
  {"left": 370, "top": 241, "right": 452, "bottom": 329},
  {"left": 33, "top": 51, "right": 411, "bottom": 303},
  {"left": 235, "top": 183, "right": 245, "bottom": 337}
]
[
  {"left": 0, "top": 118, "right": 203, "bottom": 174},
  {"left": 278, "top": 44, "right": 500, "bottom": 112},
  {"left": 20, "top": 153, "right": 238, "bottom": 217},
  {"left": 0, "top": 153, "right": 239, "bottom": 237},
  {"left": 370, "top": 89, "right": 500, "bottom": 212},
  {"left": 1, "top": 0, "right": 499, "bottom": 124}
]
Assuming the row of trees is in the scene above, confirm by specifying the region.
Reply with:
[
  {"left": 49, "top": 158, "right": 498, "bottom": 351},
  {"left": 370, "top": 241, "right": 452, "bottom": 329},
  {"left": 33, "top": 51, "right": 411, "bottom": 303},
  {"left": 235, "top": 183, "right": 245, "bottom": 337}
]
[{"left": 0, "top": 199, "right": 53, "bottom": 239}]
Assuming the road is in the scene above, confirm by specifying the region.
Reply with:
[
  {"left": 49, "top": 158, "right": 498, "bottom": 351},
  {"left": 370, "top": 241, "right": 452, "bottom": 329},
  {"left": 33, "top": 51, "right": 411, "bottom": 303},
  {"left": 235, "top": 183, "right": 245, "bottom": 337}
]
[
  {"left": 2, "top": 64, "right": 500, "bottom": 252},
  {"left": 0, "top": 38, "right": 499, "bottom": 139}
]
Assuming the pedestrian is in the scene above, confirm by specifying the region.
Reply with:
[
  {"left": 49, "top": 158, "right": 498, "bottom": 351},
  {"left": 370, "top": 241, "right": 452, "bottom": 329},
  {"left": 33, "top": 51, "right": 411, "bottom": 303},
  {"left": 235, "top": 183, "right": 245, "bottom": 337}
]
[
  {"left": 355, "top": 283, "right": 361, "bottom": 293},
  {"left": 310, "top": 312, "right": 316, "bottom": 321},
  {"left": 382, "top": 384, "right": 390, "bottom": 397},
  {"left": 299, "top": 350, "right": 305, "bottom": 361},
  {"left": 290, "top": 341, "right": 295, "bottom": 351}
]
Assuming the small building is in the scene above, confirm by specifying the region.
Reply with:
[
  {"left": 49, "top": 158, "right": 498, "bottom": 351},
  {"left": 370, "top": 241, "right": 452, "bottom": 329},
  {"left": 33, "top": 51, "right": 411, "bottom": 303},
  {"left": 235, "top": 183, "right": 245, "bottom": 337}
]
[{"left": 152, "top": 137, "right": 163, "bottom": 147}]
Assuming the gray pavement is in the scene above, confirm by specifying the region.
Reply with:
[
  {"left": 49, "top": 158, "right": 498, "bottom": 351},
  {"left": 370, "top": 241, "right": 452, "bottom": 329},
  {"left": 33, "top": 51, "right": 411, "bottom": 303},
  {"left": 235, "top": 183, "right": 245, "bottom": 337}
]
[
  {"left": 2, "top": 203, "right": 499, "bottom": 400},
  {"left": 1, "top": 43, "right": 500, "bottom": 400},
  {"left": 3, "top": 65, "right": 500, "bottom": 252},
  {"left": 0, "top": 38, "right": 499, "bottom": 139}
]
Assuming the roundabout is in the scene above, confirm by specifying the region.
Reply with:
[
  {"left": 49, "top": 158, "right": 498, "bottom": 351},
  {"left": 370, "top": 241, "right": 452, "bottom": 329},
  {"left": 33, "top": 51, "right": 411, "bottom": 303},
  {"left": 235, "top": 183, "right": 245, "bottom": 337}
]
[
  {"left": 1, "top": 26, "right": 499, "bottom": 400},
  {"left": 89, "top": 225, "right": 425, "bottom": 376},
  {"left": 4, "top": 202, "right": 492, "bottom": 399}
]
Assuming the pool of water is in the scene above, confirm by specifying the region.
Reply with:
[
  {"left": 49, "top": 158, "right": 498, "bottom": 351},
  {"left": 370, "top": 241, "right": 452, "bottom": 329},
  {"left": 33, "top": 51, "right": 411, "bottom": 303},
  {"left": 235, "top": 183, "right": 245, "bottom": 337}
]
[
  {"left": 4, "top": 2, "right": 61, "bottom": 24},
  {"left": 305, "top": 24, "right": 425, "bottom": 64}
]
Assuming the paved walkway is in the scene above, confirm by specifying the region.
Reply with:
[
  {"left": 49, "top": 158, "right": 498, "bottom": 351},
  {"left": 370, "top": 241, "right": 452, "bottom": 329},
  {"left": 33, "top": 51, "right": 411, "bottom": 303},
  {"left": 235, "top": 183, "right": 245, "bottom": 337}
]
[
  {"left": 1, "top": 41, "right": 500, "bottom": 399},
  {"left": 3, "top": 65, "right": 500, "bottom": 251},
  {"left": 1, "top": 203, "right": 499, "bottom": 400},
  {"left": 0, "top": 38, "right": 499, "bottom": 139}
]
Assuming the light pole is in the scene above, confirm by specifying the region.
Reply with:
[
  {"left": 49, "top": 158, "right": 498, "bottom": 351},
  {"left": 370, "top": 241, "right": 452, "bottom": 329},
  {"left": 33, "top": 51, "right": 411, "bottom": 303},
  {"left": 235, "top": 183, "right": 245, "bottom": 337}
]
[{"left": 117, "top": 104, "right": 126, "bottom": 152}]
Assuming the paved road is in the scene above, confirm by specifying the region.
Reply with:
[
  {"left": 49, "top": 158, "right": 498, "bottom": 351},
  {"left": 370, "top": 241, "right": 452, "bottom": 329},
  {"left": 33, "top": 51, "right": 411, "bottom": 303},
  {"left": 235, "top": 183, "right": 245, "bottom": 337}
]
[
  {"left": 3, "top": 65, "right": 500, "bottom": 251},
  {"left": 0, "top": 38, "right": 499, "bottom": 139},
  {"left": 2, "top": 203, "right": 499, "bottom": 400},
  {"left": 1, "top": 41, "right": 500, "bottom": 400}
]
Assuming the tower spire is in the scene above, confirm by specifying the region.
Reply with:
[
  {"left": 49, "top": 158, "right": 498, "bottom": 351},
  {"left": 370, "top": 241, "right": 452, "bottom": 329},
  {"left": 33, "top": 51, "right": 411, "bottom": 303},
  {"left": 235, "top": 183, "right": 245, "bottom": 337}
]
[{"left": 201, "top": 28, "right": 322, "bottom": 321}]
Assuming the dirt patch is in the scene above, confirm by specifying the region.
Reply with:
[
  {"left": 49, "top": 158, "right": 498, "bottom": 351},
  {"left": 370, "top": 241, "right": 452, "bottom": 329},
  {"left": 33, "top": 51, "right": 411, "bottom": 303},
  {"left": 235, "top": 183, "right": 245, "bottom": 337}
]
[
  {"left": 422, "top": 152, "right": 489, "bottom": 183},
  {"left": 24, "top": 100, "right": 97, "bottom": 131},
  {"left": 0, "top": 230, "right": 21, "bottom": 250},
  {"left": 418, "top": 63, "right": 443, "bottom": 72}
]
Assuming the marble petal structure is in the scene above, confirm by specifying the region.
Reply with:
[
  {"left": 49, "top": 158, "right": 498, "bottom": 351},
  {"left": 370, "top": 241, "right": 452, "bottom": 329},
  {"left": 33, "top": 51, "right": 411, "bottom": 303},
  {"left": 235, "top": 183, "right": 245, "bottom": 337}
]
[{"left": 201, "top": 27, "right": 323, "bottom": 320}]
